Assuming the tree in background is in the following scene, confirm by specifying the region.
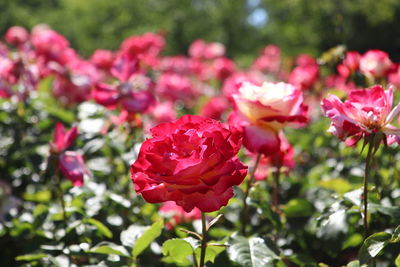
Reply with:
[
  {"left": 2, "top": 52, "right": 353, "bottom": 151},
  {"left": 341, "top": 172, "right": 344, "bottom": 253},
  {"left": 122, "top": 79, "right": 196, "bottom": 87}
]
[{"left": 1, "top": 0, "right": 400, "bottom": 62}]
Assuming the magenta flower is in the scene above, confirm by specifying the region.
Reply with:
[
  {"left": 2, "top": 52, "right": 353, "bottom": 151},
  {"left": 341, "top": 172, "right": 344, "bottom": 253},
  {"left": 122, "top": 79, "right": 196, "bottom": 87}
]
[
  {"left": 5, "top": 26, "right": 29, "bottom": 47},
  {"left": 50, "top": 122, "right": 79, "bottom": 154},
  {"left": 92, "top": 73, "right": 154, "bottom": 114},
  {"left": 50, "top": 123, "right": 87, "bottom": 186},
  {"left": 59, "top": 151, "right": 88, "bottom": 187},
  {"left": 321, "top": 85, "right": 400, "bottom": 146}
]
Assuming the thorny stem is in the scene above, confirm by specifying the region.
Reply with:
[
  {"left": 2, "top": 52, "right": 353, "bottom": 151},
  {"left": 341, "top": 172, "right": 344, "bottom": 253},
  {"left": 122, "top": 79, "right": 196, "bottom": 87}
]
[
  {"left": 272, "top": 166, "right": 281, "bottom": 214},
  {"left": 241, "top": 153, "right": 262, "bottom": 236},
  {"left": 199, "top": 213, "right": 207, "bottom": 267},
  {"left": 363, "top": 141, "right": 374, "bottom": 238},
  {"left": 56, "top": 170, "right": 67, "bottom": 222}
]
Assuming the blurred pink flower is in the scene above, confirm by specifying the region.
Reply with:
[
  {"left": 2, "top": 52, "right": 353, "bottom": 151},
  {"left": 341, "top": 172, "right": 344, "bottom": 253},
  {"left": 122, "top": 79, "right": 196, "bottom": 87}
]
[
  {"left": 189, "top": 39, "right": 225, "bottom": 60},
  {"left": 5, "top": 26, "right": 29, "bottom": 46},
  {"left": 121, "top": 33, "right": 165, "bottom": 61},
  {"left": 289, "top": 64, "right": 319, "bottom": 91},
  {"left": 359, "top": 50, "right": 392, "bottom": 78},
  {"left": 251, "top": 45, "right": 281, "bottom": 73},
  {"left": 343, "top": 51, "right": 361, "bottom": 73},
  {"left": 59, "top": 151, "right": 88, "bottom": 187},
  {"left": 295, "top": 54, "right": 317, "bottom": 67},
  {"left": 249, "top": 133, "right": 295, "bottom": 181},
  {"left": 50, "top": 122, "right": 78, "bottom": 154},
  {"left": 49, "top": 123, "right": 87, "bottom": 186},
  {"left": 90, "top": 49, "right": 115, "bottom": 71},
  {"left": 155, "top": 72, "right": 197, "bottom": 102},
  {"left": 159, "top": 201, "right": 201, "bottom": 230},
  {"left": 212, "top": 57, "right": 236, "bottom": 81},
  {"left": 93, "top": 74, "right": 154, "bottom": 114},
  {"left": 200, "top": 96, "right": 229, "bottom": 120}
]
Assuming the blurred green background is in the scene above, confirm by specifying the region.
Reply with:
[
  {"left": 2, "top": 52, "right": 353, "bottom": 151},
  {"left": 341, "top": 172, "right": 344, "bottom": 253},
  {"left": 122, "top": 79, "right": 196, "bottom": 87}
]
[{"left": 2, "top": 0, "right": 400, "bottom": 62}]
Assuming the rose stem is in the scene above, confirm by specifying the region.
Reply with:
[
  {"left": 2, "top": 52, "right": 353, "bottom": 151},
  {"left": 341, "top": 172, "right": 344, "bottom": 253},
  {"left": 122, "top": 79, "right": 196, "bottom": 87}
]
[
  {"left": 363, "top": 140, "right": 374, "bottom": 238},
  {"left": 272, "top": 166, "right": 281, "bottom": 214},
  {"left": 241, "top": 153, "right": 262, "bottom": 236},
  {"left": 199, "top": 212, "right": 207, "bottom": 267},
  {"left": 55, "top": 169, "right": 67, "bottom": 222}
]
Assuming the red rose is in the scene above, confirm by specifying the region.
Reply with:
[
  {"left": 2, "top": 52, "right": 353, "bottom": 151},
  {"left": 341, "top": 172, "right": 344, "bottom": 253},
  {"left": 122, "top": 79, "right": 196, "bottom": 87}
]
[{"left": 130, "top": 115, "right": 248, "bottom": 212}]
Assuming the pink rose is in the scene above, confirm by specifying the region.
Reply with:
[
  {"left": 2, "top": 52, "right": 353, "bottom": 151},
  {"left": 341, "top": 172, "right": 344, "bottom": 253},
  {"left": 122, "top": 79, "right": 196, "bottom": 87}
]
[
  {"left": 289, "top": 65, "right": 319, "bottom": 91},
  {"left": 159, "top": 201, "right": 201, "bottom": 230},
  {"left": 229, "top": 82, "right": 308, "bottom": 154},
  {"left": 200, "top": 96, "right": 229, "bottom": 121},
  {"left": 59, "top": 151, "right": 88, "bottom": 187},
  {"left": 93, "top": 74, "right": 154, "bottom": 114},
  {"left": 131, "top": 115, "right": 248, "bottom": 212},
  {"left": 50, "top": 123, "right": 88, "bottom": 186},
  {"left": 5, "top": 26, "right": 29, "bottom": 46},
  {"left": 321, "top": 85, "right": 400, "bottom": 146},
  {"left": 90, "top": 49, "right": 115, "bottom": 71},
  {"left": 189, "top": 40, "right": 225, "bottom": 60},
  {"left": 155, "top": 72, "right": 197, "bottom": 102},
  {"left": 120, "top": 33, "right": 165, "bottom": 61},
  {"left": 250, "top": 133, "right": 294, "bottom": 181},
  {"left": 343, "top": 51, "right": 361, "bottom": 72},
  {"left": 251, "top": 45, "right": 281, "bottom": 73},
  {"left": 212, "top": 57, "right": 236, "bottom": 81},
  {"left": 359, "top": 50, "right": 392, "bottom": 78}
]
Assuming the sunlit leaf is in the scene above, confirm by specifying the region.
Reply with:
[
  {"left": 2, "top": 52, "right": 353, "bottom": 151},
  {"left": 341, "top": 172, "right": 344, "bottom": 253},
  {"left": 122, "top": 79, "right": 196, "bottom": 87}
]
[
  {"left": 132, "top": 219, "right": 163, "bottom": 257},
  {"left": 84, "top": 218, "right": 113, "bottom": 239},
  {"left": 162, "top": 239, "right": 193, "bottom": 266},
  {"left": 89, "top": 242, "right": 130, "bottom": 257},
  {"left": 227, "top": 235, "right": 279, "bottom": 267},
  {"left": 359, "top": 232, "right": 391, "bottom": 264}
]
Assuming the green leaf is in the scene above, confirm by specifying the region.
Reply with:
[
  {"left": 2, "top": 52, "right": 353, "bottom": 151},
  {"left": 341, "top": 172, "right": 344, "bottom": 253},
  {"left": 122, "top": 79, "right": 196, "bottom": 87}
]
[
  {"left": 343, "top": 234, "right": 363, "bottom": 249},
  {"left": 288, "top": 253, "right": 317, "bottom": 266},
  {"left": 317, "top": 210, "right": 348, "bottom": 240},
  {"left": 369, "top": 204, "right": 400, "bottom": 223},
  {"left": 15, "top": 253, "right": 48, "bottom": 261},
  {"left": 162, "top": 239, "right": 194, "bottom": 266},
  {"left": 194, "top": 243, "right": 225, "bottom": 264},
  {"left": 84, "top": 218, "right": 113, "bottom": 238},
  {"left": 319, "top": 178, "right": 353, "bottom": 195},
  {"left": 346, "top": 260, "right": 360, "bottom": 267},
  {"left": 359, "top": 232, "right": 391, "bottom": 264},
  {"left": 89, "top": 242, "right": 130, "bottom": 257},
  {"left": 344, "top": 189, "right": 363, "bottom": 206},
  {"left": 227, "top": 235, "right": 279, "bottom": 267},
  {"left": 23, "top": 190, "right": 51, "bottom": 202},
  {"left": 395, "top": 254, "right": 400, "bottom": 267},
  {"left": 132, "top": 219, "right": 163, "bottom": 257},
  {"left": 282, "top": 198, "right": 314, "bottom": 218}
]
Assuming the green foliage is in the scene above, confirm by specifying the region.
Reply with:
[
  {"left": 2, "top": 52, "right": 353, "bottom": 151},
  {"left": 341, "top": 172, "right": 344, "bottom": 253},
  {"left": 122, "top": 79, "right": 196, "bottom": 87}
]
[
  {"left": 3, "top": 0, "right": 400, "bottom": 60},
  {"left": 131, "top": 219, "right": 163, "bottom": 257},
  {"left": 227, "top": 235, "right": 279, "bottom": 267},
  {"left": 162, "top": 239, "right": 194, "bottom": 266}
]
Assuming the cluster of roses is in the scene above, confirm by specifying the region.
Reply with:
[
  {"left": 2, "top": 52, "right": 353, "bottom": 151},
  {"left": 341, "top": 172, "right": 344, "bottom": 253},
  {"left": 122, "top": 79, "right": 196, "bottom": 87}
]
[
  {"left": 3, "top": 25, "right": 400, "bottom": 228},
  {"left": 325, "top": 49, "right": 400, "bottom": 91}
]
